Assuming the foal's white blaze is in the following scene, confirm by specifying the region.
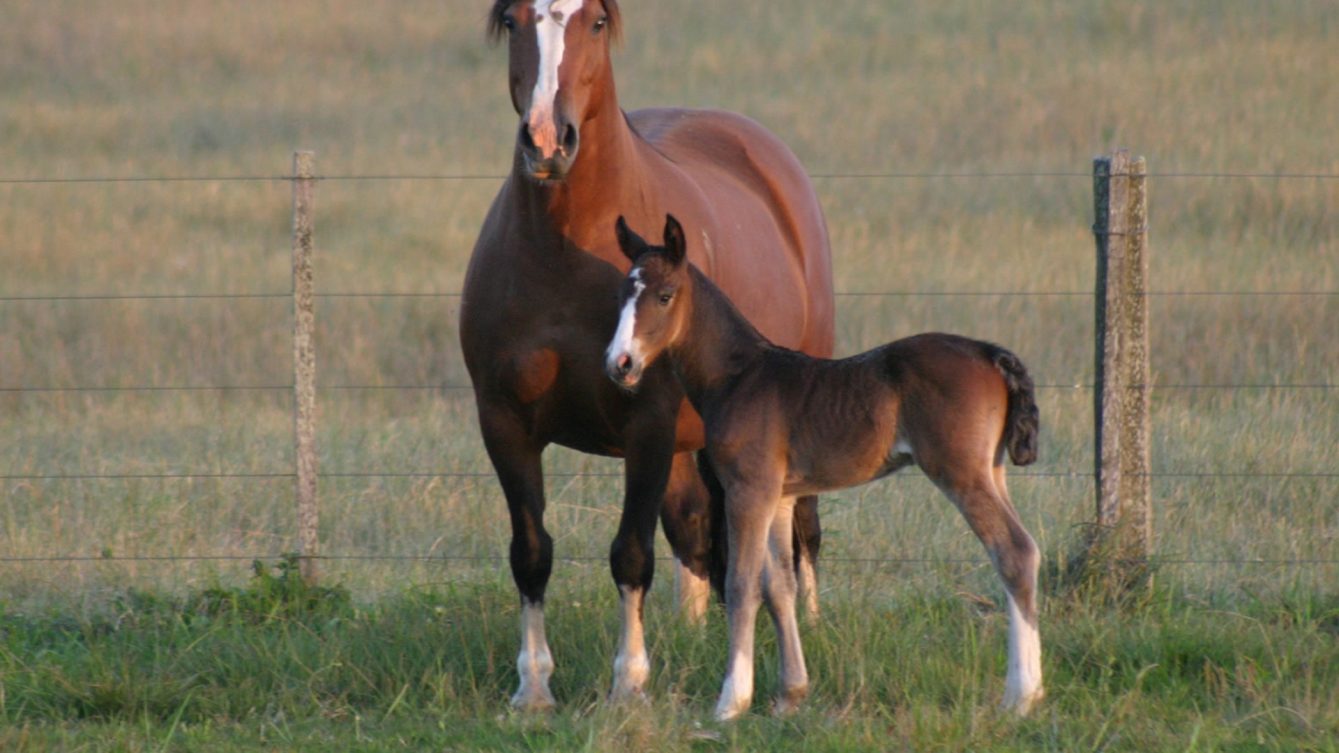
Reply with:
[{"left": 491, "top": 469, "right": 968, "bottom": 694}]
[
  {"left": 512, "top": 599, "right": 557, "bottom": 709},
  {"left": 610, "top": 585, "right": 651, "bottom": 700},
  {"left": 527, "top": 0, "right": 585, "bottom": 158},
  {"left": 1002, "top": 592, "right": 1044, "bottom": 714},
  {"left": 605, "top": 268, "right": 645, "bottom": 375}
]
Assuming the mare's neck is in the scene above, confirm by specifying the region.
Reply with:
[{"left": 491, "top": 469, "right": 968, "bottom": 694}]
[
  {"left": 512, "top": 87, "right": 656, "bottom": 256},
  {"left": 668, "top": 266, "right": 770, "bottom": 409}
]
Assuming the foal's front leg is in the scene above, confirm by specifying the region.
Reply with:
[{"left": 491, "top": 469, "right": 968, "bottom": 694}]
[{"left": 715, "top": 478, "right": 783, "bottom": 722}]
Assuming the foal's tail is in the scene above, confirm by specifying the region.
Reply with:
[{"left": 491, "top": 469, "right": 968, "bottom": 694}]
[{"left": 989, "top": 345, "right": 1040, "bottom": 466}]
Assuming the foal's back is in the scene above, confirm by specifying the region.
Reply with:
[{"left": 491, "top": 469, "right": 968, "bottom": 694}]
[{"left": 721, "top": 334, "right": 1025, "bottom": 496}]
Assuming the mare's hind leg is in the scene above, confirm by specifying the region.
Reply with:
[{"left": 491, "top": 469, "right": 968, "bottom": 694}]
[
  {"left": 934, "top": 464, "right": 1043, "bottom": 715},
  {"left": 764, "top": 496, "right": 809, "bottom": 715},
  {"left": 478, "top": 406, "right": 555, "bottom": 711},
  {"left": 793, "top": 494, "right": 822, "bottom": 622},
  {"left": 660, "top": 452, "right": 712, "bottom": 624}
]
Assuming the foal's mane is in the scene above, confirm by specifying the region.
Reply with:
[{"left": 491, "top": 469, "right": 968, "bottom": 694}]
[{"left": 486, "top": 0, "right": 624, "bottom": 44}]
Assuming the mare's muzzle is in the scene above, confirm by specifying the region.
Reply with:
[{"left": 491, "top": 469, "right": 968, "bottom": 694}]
[{"left": 518, "top": 120, "right": 580, "bottom": 181}]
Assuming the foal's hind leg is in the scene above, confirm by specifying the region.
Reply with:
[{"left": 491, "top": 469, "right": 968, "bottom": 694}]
[
  {"left": 935, "top": 465, "right": 1044, "bottom": 715},
  {"left": 764, "top": 496, "right": 809, "bottom": 715}
]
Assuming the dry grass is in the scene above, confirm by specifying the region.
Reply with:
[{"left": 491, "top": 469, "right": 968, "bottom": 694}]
[{"left": 2, "top": 0, "right": 1335, "bottom": 609}]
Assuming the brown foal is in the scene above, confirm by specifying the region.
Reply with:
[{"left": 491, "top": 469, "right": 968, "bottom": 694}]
[{"left": 605, "top": 215, "right": 1045, "bottom": 721}]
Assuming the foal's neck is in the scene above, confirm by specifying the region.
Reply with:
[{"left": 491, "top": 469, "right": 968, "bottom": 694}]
[{"left": 669, "top": 266, "right": 770, "bottom": 406}]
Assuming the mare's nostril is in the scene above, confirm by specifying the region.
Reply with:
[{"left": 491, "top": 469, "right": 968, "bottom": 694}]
[
  {"left": 616, "top": 354, "right": 632, "bottom": 376},
  {"left": 561, "top": 123, "right": 579, "bottom": 156},
  {"left": 518, "top": 123, "right": 536, "bottom": 152}
]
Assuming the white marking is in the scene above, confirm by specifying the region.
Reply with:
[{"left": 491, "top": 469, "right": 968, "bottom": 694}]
[
  {"left": 610, "top": 585, "right": 650, "bottom": 701},
  {"left": 1002, "top": 592, "right": 1044, "bottom": 715},
  {"left": 527, "top": 0, "right": 584, "bottom": 158},
  {"left": 604, "top": 269, "right": 645, "bottom": 373},
  {"left": 797, "top": 553, "right": 820, "bottom": 623},
  {"left": 714, "top": 652, "right": 755, "bottom": 722},
  {"left": 675, "top": 559, "right": 710, "bottom": 625},
  {"left": 512, "top": 599, "right": 556, "bottom": 710}
]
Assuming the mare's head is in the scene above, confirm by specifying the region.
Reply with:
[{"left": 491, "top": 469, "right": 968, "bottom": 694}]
[
  {"left": 605, "top": 214, "right": 691, "bottom": 390},
  {"left": 488, "top": 0, "right": 622, "bottom": 182}
]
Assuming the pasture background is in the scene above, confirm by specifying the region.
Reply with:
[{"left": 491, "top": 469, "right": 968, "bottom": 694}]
[{"left": 1, "top": 0, "right": 1336, "bottom": 750}]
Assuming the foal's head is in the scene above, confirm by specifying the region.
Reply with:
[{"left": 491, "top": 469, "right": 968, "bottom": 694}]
[
  {"left": 488, "top": 0, "right": 622, "bottom": 182},
  {"left": 605, "top": 215, "right": 692, "bottom": 390}
]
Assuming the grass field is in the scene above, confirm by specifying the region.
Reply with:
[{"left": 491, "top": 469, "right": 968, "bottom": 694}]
[{"left": 2, "top": 0, "right": 1336, "bottom": 750}]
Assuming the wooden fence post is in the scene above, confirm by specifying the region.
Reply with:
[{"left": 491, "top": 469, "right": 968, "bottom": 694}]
[
  {"left": 291, "top": 150, "right": 320, "bottom": 585},
  {"left": 1089, "top": 149, "right": 1152, "bottom": 588}
]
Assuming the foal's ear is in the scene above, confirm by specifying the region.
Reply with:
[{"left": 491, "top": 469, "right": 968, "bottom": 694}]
[
  {"left": 614, "top": 215, "right": 646, "bottom": 262},
  {"left": 662, "top": 214, "right": 687, "bottom": 267}
]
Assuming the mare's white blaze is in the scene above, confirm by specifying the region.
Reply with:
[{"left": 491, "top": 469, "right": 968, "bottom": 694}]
[
  {"left": 1002, "top": 592, "right": 1044, "bottom": 714},
  {"left": 512, "top": 599, "right": 556, "bottom": 709},
  {"left": 610, "top": 585, "right": 650, "bottom": 700},
  {"left": 605, "top": 269, "right": 645, "bottom": 372},
  {"left": 527, "top": 0, "right": 584, "bottom": 158}
]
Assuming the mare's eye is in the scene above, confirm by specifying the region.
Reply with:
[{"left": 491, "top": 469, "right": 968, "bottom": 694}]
[
  {"left": 593, "top": 15, "right": 608, "bottom": 32},
  {"left": 658, "top": 292, "right": 673, "bottom": 306},
  {"left": 501, "top": 15, "right": 517, "bottom": 32}
]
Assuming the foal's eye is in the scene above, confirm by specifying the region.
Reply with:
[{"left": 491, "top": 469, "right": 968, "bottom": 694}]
[
  {"left": 593, "top": 15, "right": 608, "bottom": 32},
  {"left": 658, "top": 292, "right": 673, "bottom": 306},
  {"left": 501, "top": 15, "right": 517, "bottom": 32}
]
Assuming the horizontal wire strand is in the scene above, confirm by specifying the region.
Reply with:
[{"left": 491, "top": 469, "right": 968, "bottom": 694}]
[{"left": 4, "top": 170, "right": 1339, "bottom": 185}]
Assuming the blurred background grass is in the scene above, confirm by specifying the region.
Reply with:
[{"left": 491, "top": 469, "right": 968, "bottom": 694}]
[{"left": 1, "top": 0, "right": 1335, "bottom": 611}]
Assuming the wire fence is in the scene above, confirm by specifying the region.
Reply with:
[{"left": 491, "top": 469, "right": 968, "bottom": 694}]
[{"left": 2, "top": 165, "right": 1335, "bottom": 574}]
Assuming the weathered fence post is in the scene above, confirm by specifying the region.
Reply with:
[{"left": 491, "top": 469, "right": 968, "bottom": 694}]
[
  {"left": 291, "top": 150, "right": 320, "bottom": 584},
  {"left": 1088, "top": 149, "right": 1152, "bottom": 589}
]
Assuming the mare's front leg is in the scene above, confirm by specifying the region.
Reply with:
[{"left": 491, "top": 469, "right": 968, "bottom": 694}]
[
  {"left": 608, "top": 407, "right": 678, "bottom": 702},
  {"left": 715, "top": 475, "right": 784, "bottom": 722},
  {"left": 478, "top": 403, "right": 555, "bottom": 711}
]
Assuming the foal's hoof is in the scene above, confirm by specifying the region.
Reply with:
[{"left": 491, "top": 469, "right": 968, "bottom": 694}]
[
  {"left": 510, "top": 686, "right": 557, "bottom": 713},
  {"left": 1000, "top": 685, "right": 1045, "bottom": 717},
  {"left": 770, "top": 685, "right": 809, "bottom": 717},
  {"left": 713, "top": 694, "right": 752, "bottom": 723},
  {"left": 607, "top": 684, "right": 650, "bottom": 706}
]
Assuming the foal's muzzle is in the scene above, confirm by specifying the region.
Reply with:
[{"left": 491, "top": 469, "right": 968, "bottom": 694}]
[
  {"left": 605, "top": 351, "right": 643, "bottom": 391},
  {"left": 518, "top": 120, "right": 580, "bottom": 182}
]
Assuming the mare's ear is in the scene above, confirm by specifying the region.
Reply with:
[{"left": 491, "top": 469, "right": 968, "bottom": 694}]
[
  {"left": 662, "top": 214, "right": 687, "bottom": 267},
  {"left": 614, "top": 215, "right": 646, "bottom": 262}
]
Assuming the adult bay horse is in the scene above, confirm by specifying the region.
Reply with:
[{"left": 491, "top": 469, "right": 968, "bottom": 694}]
[
  {"left": 459, "top": 0, "right": 835, "bottom": 710},
  {"left": 605, "top": 215, "right": 1044, "bottom": 720}
]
